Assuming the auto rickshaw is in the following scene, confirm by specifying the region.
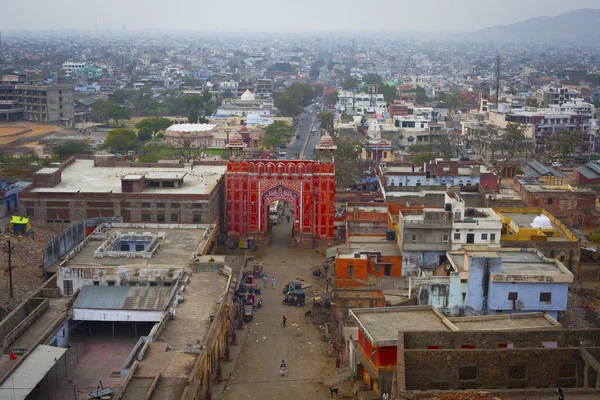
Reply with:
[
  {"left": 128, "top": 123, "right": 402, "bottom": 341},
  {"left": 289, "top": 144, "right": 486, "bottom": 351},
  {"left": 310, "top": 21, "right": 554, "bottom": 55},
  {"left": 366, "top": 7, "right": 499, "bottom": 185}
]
[
  {"left": 243, "top": 304, "right": 254, "bottom": 322},
  {"left": 282, "top": 289, "right": 306, "bottom": 306},
  {"left": 282, "top": 281, "right": 303, "bottom": 295}
]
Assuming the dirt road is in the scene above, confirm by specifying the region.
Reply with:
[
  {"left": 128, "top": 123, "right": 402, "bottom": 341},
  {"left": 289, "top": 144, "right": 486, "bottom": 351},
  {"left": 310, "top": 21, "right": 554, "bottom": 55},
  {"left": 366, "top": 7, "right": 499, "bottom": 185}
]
[{"left": 223, "top": 220, "right": 337, "bottom": 399}]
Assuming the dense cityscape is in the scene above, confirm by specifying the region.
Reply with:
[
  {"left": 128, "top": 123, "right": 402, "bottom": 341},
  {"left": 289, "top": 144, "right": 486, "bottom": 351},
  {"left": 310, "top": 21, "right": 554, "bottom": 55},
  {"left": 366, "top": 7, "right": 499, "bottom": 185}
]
[{"left": 1, "top": 3, "right": 600, "bottom": 400}]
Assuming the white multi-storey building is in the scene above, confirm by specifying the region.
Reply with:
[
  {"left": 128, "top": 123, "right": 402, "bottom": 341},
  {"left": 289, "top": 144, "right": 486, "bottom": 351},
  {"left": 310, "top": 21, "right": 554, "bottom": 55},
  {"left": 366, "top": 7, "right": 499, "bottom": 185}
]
[
  {"left": 445, "top": 192, "right": 502, "bottom": 251},
  {"left": 61, "top": 62, "right": 86, "bottom": 75},
  {"left": 548, "top": 99, "right": 595, "bottom": 120},
  {"left": 336, "top": 91, "right": 387, "bottom": 116}
]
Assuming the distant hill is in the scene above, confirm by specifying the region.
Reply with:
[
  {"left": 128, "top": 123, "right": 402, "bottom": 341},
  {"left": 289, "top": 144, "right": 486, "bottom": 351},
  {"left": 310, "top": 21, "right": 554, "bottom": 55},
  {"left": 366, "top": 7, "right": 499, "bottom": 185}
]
[{"left": 473, "top": 9, "right": 600, "bottom": 44}]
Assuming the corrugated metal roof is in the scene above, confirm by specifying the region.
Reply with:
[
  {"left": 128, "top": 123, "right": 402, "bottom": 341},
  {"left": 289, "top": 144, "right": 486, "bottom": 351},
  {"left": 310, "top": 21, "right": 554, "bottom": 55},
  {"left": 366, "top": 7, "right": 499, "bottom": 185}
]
[
  {"left": 520, "top": 165, "right": 541, "bottom": 178},
  {"left": 521, "top": 161, "right": 565, "bottom": 178},
  {"left": 73, "top": 285, "right": 173, "bottom": 311},
  {"left": 587, "top": 162, "right": 600, "bottom": 175},
  {"left": 0, "top": 345, "right": 67, "bottom": 400},
  {"left": 576, "top": 165, "right": 600, "bottom": 180}
]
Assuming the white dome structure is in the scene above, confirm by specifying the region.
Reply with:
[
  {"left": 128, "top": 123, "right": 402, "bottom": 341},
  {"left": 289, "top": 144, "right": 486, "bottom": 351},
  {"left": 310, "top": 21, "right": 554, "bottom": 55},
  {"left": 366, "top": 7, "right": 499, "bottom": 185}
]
[
  {"left": 246, "top": 113, "right": 261, "bottom": 125},
  {"left": 240, "top": 90, "right": 255, "bottom": 101},
  {"left": 531, "top": 214, "right": 552, "bottom": 229},
  {"left": 165, "top": 123, "right": 215, "bottom": 148}
]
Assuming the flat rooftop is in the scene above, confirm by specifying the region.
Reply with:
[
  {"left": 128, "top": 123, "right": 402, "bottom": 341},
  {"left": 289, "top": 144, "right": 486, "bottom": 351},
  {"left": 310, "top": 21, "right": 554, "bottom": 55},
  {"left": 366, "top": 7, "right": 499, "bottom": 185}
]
[
  {"left": 0, "top": 297, "right": 69, "bottom": 381},
  {"left": 30, "top": 159, "right": 226, "bottom": 195},
  {"left": 347, "top": 236, "right": 402, "bottom": 256},
  {"left": 499, "top": 211, "right": 573, "bottom": 241},
  {"left": 448, "top": 249, "right": 571, "bottom": 277},
  {"left": 351, "top": 306, "right": 451, "bottom": 345},
  {"left": 449, "top": 313, "right": 560, "bottom": 331},
  {"left": 67, "top": 226, "right": 213, "bottom": 269},
  {"left": 121, "top": 270, "right": 229, "bottom": 400}
]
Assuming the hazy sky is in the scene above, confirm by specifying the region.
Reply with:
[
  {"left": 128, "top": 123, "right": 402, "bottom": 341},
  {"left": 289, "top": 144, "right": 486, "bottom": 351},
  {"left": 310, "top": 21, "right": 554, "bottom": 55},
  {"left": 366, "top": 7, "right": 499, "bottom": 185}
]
[{"left": 3, "top": 0, "right": 599, "bottom": 32}]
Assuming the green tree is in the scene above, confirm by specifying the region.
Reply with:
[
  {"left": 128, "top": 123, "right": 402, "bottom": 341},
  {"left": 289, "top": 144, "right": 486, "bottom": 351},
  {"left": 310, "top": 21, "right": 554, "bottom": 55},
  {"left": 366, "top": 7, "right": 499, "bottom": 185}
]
[
  {"left": 525, "top": 97, "right": 539, "bottom": 107},
  {"left": 326, "top": 90, "right": 339, "bottom": 106},
  {"left": 341, "top": 76, "right": 360, "bottom": 90},
  {"left": 92, "top": 99, "right": 129, "bottom": 125},
  {"left": 415, "top": 86, "right": 426, "bottom": 103},
  {"left": 108, "top": 89, "right": 133, "bottom": 105},
  {"left": 545, "top": 130, "right": 584, "bottom": 158},
  {"left": 184, "top": 78, "right": 203, "bottom": 87},
  {"left": 91, "top": 100, "right": 111, "bottom": 125},
  {"left": 52, "top": 140, "right": 92, "bottom": 160},
  {"left": 135, "top": 117, "right": 172, "bottom": 138},
  {"left": 144, "top": 142, "right": 169, "bottom": 158},
  {"left": 182, "top": 91, "right": 214, "bottom": 122},
  {"left": 377, "top": 85, "right": 397, "bottom": 104},
  {"left": 262, "top": 121, "right": 295, "bottom": 149},
  {"left": 133, "top": 86, "right": 162, "bottom": 115},
  {"left": 501, "top": 123, "right": 528, "bottom": 157},
  {"left": 314, "top": 137, "right": 362, "bottom": 188},
  {"left": 267, "top": 63, "right": 294, "bottom": 73},
  {"left": 318, "top": 111, "right": 335, "bottom": 134},
  {"left": 274, "top": 83, "right": 315, "bottom": 117},
  {"left": 137, "top": 126, "right": 153, "bottom": 142},
  {"left": 109, "top": 102, "right": 130, "bottom": 125},
  {"left": 362, "top": 73, "right": 382, "bottom": 85},
  {"left": 444, "top": 93, "right": 468, "bottom": 110},
  {"left": 103, "top": 129, "right": 137, "bottom": 153}
]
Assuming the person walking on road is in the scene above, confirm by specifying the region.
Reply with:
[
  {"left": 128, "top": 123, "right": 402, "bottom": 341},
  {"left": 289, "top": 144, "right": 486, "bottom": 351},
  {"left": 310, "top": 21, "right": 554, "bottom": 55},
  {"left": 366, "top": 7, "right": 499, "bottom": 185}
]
[
  {"left": 286, "top": 215, "right": 290, "bottom": 224},
  {"left": 282, "top": 315, "right": 287, "bottom": 327},
  {"left": 280, "top": 360, "right": 286, "bottom": 376},
  {"left": 271, "top": 276, "right": 276, "bottom": 289},
  {"left": 263, "top": 275, "right": 267, "bottom": 288}
]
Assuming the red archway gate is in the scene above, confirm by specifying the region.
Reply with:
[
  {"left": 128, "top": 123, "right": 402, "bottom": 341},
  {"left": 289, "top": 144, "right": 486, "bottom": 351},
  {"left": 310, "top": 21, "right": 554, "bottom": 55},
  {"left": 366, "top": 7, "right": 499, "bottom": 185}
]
[{"left": 226, "top": 160, "right": 335, "bottom": 241}]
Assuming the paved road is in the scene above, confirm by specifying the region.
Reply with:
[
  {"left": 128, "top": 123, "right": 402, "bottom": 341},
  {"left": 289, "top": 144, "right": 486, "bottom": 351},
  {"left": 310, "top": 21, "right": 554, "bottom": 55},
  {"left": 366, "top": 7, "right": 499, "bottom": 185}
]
[
  {"left": 303, "top": 125, "right": 321, "bottom": 160},
  {"left": 223, "top": 222, "right": 339, "bottom": 400},
  {"left": 285, "top": 112, "right": 315, "bottom": 160}
]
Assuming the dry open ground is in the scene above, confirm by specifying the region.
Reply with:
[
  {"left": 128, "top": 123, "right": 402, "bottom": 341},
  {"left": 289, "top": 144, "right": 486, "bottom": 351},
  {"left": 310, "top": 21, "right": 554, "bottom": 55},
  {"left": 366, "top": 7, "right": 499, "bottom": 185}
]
[{"left": 0, "top": 122, "right": 62, "bottom": 145}]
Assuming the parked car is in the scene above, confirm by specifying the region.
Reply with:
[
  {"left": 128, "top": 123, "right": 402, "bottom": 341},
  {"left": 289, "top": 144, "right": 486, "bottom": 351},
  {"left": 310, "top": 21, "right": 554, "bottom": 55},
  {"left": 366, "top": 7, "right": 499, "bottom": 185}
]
[{"left": 552, "top": 161, "right": 561, "bottom": 167}]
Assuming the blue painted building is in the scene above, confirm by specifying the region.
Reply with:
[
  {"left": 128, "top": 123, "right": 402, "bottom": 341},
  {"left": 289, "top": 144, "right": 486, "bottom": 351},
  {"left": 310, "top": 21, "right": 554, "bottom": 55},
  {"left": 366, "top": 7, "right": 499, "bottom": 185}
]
[
  {"left": 0, "top": 180, "right": 22, "bottom": 216},
  {"left": 415, "top": 248, "right": 573, "bottom": 320}
]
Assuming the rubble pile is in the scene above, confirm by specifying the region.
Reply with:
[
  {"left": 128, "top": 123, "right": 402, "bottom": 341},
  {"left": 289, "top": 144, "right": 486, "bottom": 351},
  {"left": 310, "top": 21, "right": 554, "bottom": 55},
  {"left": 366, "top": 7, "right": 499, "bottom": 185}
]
[{"left": 0, "top": 224, "right": 60, "bottom": 319}]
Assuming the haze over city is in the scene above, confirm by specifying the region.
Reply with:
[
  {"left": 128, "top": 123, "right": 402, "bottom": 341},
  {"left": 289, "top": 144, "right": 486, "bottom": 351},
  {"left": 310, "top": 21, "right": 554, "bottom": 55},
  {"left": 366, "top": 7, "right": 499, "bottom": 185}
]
[
  {"left": 3, "top": 0, "right": 600, "bottom": 399},
  {"left": 2, "top": 0, "right": 600, "bottom": 32}
]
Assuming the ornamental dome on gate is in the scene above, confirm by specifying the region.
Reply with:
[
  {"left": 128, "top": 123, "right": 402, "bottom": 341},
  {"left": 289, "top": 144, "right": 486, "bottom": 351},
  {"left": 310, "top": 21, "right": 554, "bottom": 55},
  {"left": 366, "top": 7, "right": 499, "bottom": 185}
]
[
  {"left": 315, "top": 134, "right": 337, "bottom": 152},
  {"left": 228, "top": 131, "right": 244, "bottom": 146},
  {"left": 319, "top": 134, "right": 333, "bottom": 147}
]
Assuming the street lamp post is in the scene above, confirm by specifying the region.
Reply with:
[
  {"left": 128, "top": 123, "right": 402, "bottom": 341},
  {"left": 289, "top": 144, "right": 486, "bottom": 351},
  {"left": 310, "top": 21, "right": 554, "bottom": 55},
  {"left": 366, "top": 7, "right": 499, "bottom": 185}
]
[{"left": 6, "top": 238, "right": 14, "bottom": 298}]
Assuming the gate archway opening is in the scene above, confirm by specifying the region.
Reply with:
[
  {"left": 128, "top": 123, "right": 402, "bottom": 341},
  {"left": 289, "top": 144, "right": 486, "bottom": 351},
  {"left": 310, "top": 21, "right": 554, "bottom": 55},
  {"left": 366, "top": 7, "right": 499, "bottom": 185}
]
[
  {"left": 262, "top": 185, "right": 299, "bottom": 237},
  {"left": 226, "top": 160, "right": 335, "bottom": 246}
]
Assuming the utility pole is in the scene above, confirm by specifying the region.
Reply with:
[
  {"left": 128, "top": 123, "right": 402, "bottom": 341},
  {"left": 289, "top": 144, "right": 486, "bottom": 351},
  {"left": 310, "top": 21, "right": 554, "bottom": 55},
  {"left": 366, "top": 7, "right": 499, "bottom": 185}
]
[
  {"left": 7, "top": 238, "right": 15, "bottom": 298},
  {"left": 495, "top": 54, "right": 501, "bottom": 107}
]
